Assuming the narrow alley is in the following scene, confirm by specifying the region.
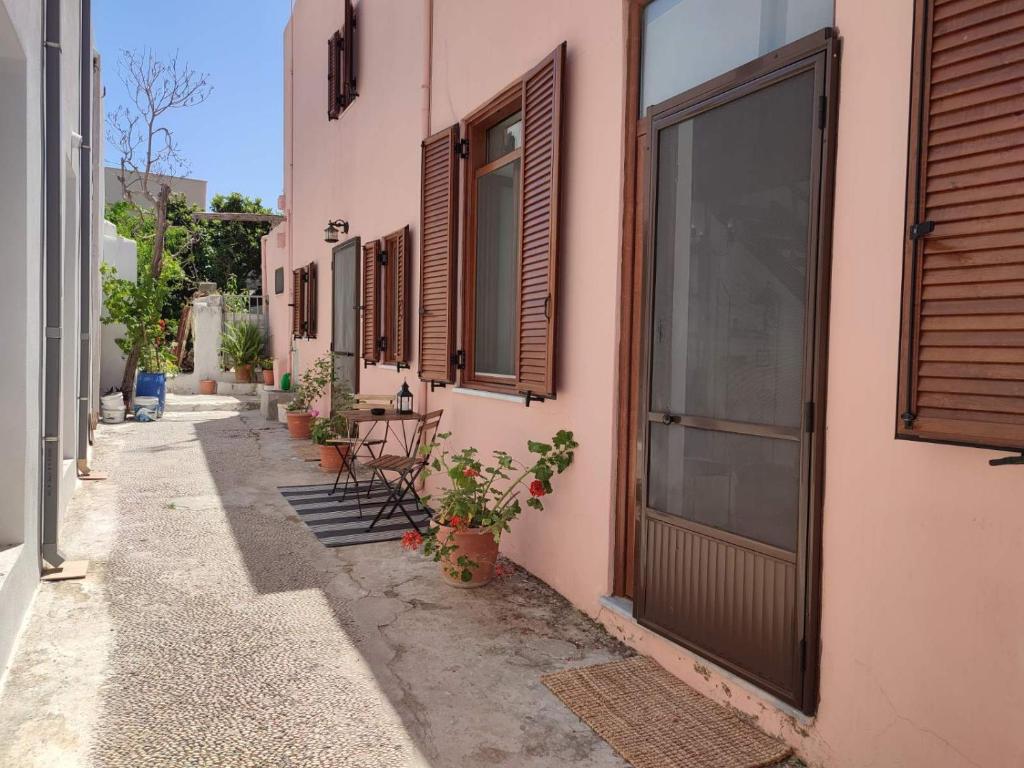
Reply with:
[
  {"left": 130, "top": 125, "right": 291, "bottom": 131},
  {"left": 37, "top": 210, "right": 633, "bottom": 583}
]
[{"left": 0, "top": 404, "right": 631, "bottom": 768}]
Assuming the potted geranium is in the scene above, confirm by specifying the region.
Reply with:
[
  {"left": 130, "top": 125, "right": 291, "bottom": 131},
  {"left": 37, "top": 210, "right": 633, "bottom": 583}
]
[
  {"left": 285, "top": 352, "right": 333, "bottom": 439},
  {"left": 403, "top": 430, "right": 578, "bottom": 587}
]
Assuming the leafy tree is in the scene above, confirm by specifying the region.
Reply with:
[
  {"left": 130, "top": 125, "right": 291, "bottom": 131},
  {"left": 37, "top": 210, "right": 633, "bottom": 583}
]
[
  {"left": 106, "top": 48, "right": 212, "bottom": 396},
  {"left": 202, "top": 193, "right": 274, "bottom": 289}
]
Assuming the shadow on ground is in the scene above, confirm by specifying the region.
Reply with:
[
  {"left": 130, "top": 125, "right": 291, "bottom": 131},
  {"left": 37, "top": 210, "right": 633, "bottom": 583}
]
[{"left": 85, "top": 408, "right": 631, "bottom": 768}]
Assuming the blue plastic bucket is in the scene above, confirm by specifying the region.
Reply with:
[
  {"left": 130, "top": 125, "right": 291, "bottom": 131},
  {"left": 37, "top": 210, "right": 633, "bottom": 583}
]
[{"left": 136, "top": 372, "right": 166, "bottom": 416}]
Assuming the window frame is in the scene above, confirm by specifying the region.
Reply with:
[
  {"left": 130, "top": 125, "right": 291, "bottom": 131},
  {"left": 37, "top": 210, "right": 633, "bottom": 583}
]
[{"left": 460, "top": 85, "right": 525, "bottom": 393}]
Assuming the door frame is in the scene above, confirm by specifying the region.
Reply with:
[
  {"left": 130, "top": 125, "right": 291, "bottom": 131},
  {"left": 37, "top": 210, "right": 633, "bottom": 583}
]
[
  {"left": 617, "top": 27, "right": 840, "bottom": 715},
  {"left": 331, "top": 235, "right": 362, "bottom": 393}
]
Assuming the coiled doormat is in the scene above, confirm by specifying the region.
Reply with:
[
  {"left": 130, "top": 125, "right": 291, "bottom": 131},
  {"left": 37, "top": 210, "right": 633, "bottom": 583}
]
[{"left": 542, "top": 656, "right": 793, "bottom": 768}]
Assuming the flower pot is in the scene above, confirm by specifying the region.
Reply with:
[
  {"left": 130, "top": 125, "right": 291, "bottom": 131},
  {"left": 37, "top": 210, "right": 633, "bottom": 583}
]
[
  {"left": 199, "top": 379, "right": 217, "bottom": 395},
  {"left": 235, "top": 364, "right": 253, "bottom": 383},
  {"left": 433, "top": 522, "right": 499, "bottom": 588},
  {"left": 286, "top": 410, "right": 312, "bottom": 439},
  {"left": 318, "top": 443, "right": 349, "bottom": 471},
  {"left": 262, "top": 368, "right": 275, "bottom": 386}
]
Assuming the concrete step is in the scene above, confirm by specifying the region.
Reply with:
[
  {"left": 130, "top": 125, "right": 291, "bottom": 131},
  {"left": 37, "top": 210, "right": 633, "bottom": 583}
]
[
  {"left": 211, "top": 380, "right": 267, "bottom": 396},
  {"left": 164, "top": 393, "right": 260, "bottom": 413}
]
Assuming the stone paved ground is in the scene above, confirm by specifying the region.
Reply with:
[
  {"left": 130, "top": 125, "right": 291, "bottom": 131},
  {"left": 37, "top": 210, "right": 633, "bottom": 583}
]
[
  {"left": 0, "top": 408, "right": 631, "bottom": 768},
  {"left": 0, "top": 407, "right": 805, "bottom": 768}
]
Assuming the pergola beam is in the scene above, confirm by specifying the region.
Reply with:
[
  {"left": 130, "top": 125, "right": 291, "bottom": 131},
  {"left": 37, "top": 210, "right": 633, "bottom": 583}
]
[{"left": 192, "top": 212, "right": 285, "bottom": 225}]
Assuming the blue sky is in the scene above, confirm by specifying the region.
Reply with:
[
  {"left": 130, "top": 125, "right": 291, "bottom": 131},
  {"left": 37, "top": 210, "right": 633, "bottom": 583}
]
[{"left": 94, "top": 1, "right": 292, "bottom": 211}]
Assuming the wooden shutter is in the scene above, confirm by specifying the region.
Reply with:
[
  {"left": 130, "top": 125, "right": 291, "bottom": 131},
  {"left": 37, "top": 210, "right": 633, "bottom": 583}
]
[
  {"left": 384, "top": 225, "right": 411, "bottom": 366},
  {"left": 898, "top": 0, "right": 1024, "bottom": 451},
  {"left": 291, "top": 267, "right": 304, "bottom": 338},
  {"left": 306, "top": 261, "right": 318, "bottom": 339},
  {"left": 418, "top": 125, "right": 459, "bottom": 384},
  {"left": 341, "top": 0, "right": 356, "bottom": 109},
  {"left": 515, "top": 43, "right": 565, "bottom": 400},
  {"left": 327, "top": 32, "right": 342, "bottom": 120},
  {"left": 362, "top": 240, "right": 380, "bottom": 363}
]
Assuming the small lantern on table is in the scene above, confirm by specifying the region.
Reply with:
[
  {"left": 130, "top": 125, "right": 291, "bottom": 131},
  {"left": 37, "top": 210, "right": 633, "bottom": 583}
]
[{"left": 397, "top": 381, "right": 414, "bottom": 415}]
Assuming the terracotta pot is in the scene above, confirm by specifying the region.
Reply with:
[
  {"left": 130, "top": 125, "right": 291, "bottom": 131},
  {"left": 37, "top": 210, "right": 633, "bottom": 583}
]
[
  {"left": 198, "top": 379, "right": 217, "bottom": 395},
  {"left": 262, "top": 368, "right": 275, "bottom": 386},
  {"left": 235, "top": 364, "right": 253, "bottom": 383},
  {"left": 318, "top": 443, "right": 349, "bottom": 471},
  {"left": 286, "top": 411, "right": 312, "bottom": 439},
  {"left": 433, "top": 522, "right": 499, "bottom": 588}
]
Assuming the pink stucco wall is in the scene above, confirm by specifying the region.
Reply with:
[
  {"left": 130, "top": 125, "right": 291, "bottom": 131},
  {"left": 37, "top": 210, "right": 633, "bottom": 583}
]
[{"left": 265, "top": 2, "right": 1024, "bottom": 766}]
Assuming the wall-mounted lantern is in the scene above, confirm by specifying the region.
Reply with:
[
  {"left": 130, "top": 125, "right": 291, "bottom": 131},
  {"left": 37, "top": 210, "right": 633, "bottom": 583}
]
[{"left": 324, "top": 219, "right": 349, "bottom": 243}]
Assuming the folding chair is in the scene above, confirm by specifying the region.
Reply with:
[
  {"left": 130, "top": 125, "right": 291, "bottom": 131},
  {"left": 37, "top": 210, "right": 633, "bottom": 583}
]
[
  {"left": 328, "top": 394, "right": 395, "bottom": 500},
  {"left": 364, "top": 409, "right": 444, "bottom": 534}
]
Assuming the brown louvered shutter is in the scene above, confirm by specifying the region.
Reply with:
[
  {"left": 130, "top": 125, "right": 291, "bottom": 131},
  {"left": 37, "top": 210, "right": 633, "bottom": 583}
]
[
  {"left": 362, "top": 240, "right": 380, "bottom": 363},
  {"left": 418, "top": 125, "right": 459, "bottom": 384},
  {"left": 291, "top": 267, "right": 304, "bottom": 337},
  {"left": 341, "top": 0, "right": 356, "bottom": 109},
  {"left": 898, "top": 0, "right": 1024, "bottom": 452},
  {"left": 383, "top": 225, "right": 411, "bottom": 366},
  {"left": 515, "top": 44, "right": 565, "bottom": 400},
  {"left": 327, "top": 32, "right": 341, "bottom": 120},
  {"left": 306, "top": 261, "right": 318, "bottom": 338}
]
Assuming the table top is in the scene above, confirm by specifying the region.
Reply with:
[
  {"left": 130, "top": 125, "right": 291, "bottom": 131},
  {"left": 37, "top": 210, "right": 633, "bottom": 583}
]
[{"left": 338, "top": 408, "right": 421, "bottom": 424}]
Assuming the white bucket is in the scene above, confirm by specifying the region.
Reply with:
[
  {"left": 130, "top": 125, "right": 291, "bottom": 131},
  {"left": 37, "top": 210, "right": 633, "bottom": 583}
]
[
  {"left": 101, "top": 407, "right": 125, "bottom": 424},
  {"left": 101, "top": 392, "right": 123, "bottom": 409},
  {"left": 133, "top": 396, "right": 159, "bottom": 422}
]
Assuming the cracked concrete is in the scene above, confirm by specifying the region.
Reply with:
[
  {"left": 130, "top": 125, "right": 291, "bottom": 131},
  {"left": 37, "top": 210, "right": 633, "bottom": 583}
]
[{"left": 0, "top": 408, "right": 632, "bottom": 767}]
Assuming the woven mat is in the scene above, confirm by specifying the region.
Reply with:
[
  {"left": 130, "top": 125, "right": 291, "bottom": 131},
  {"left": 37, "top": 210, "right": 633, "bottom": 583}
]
[{"left": 542, "top": 656, "right": 792, "bottom": 768}]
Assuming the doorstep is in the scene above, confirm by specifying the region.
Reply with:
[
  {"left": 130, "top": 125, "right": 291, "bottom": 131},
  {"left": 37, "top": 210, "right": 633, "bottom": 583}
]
[{"left": 595, "top": 595, "right": 816, "bottom": 754}]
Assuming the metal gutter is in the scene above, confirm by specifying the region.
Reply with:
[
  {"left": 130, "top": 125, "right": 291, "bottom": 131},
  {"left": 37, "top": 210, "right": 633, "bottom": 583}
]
[
  {"left": 41, "top": 0, "right": 64, "bottom": 567},
  {"left": 76, "top": 0, "right": 92, "bottom": 472}
]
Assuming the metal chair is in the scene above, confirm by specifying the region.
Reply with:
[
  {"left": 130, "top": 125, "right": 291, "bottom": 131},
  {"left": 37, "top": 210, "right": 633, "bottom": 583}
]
[
  {"left": 327, "top": 394, "right": 395, "bottom": 500},
  {"left": 363, "top": 409, "right": 444, "bottom": 534}
]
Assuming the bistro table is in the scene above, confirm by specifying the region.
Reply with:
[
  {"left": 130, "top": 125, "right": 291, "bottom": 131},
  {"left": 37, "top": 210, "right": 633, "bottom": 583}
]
[{"left": 327, "top": 409, "right": 422, "bottom": 525}]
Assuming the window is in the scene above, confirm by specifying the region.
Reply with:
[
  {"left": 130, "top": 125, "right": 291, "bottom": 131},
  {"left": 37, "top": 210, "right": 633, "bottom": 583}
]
[
  {"left": 468, "top": 109, "right": 522, "bottom": 382},
  {"left": 327, "top": 31, "right": 343, "bottom": 120},
  {"left": 641, "top": 0, "right": 833, "bottom": 111},
  {"left": 897, "top": 0, "right": 1024, "bottom": 453},
  {"left": 382, "top": 226, "right": 411, "bottom": 368},
  {"left": 292, "top": 262, "right": 317, "bottom": 339},
  {"left": 417, "top": 44, "right": 564, "bottom": 403},
  {"left": 274, "top": 267, "right": 284, "bottom": 295},
  {"left": 360, "top": 228, "right": 411, "bottom": 367},
  {"left": 326, "top": 1, "right": 357, "bottom": 120}
]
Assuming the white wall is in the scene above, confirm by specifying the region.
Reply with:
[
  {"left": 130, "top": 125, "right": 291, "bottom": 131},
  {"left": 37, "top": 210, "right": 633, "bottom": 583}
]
[
  {"left": 0, "top": 0, "right": 44, "bottom": 680},
  {"left": 99, "top": 220, "right": 135, "bottom": 396},
  {"left": 0, "top": 0, "right": 103, "bottom": 679}
]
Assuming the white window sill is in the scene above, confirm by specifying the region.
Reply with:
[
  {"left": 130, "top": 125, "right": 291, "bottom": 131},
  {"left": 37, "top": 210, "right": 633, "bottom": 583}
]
[{"left": 451, "top": 387, "right": 523, "bottom": 404}]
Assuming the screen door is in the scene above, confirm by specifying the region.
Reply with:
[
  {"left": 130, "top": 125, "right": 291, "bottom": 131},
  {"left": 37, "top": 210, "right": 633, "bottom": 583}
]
[
  {"left": 638, "top": 46, "right": 833, "bottom": 710},
  {"left": 332, "top": 238, "right": 360, "bottom": 393}
]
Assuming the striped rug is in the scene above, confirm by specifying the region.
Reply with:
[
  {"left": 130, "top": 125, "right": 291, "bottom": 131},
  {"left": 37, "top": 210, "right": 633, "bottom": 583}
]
[{"left": 278, "top": 481, "right": 431, "bottom": 548}]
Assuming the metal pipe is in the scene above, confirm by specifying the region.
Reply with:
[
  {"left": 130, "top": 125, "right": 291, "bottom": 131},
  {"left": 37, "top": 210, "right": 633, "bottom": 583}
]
[
  {"left": 41, "top": 0, "right": 64, "bottom": 567},
  {"left": 76, "top": 0, "right": 92, "bottom": 470},
  {"left": 419, "top": 0, "right": 432, "bottom": 414}
]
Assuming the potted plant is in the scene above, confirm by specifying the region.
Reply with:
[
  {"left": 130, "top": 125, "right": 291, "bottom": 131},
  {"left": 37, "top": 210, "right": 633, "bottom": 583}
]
[
  {"left": 259, "top": 358, "right": 275, "bottom": 386},
  {"left": 310, "top": 377, "right": 357, "bottom": 469},
  {"left": 136, "top": 317, "right": 177, "bottom": 416},
  {"left": 220, "top": 320, "right": 265, "bottom": 383},
  {"left": 285, "top": 353, "right": 334, "bottom": 439},
  {"left": 403, "top": 430, "right": 578, "bottom": 587}
]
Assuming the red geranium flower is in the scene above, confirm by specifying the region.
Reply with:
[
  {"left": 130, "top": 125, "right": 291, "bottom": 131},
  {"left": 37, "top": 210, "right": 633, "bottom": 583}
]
[
  {"left": 449, "top": 515, "right": 464, "bottom": 530},
  {"left": 400, "top": 530, "right": 423, "bottom": 551},
  {"left": 529, "top": 479, "right": 546, "bottom": 497},
  {"left": 462, "top": 467, "right": 479, "bottom": 478}
]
